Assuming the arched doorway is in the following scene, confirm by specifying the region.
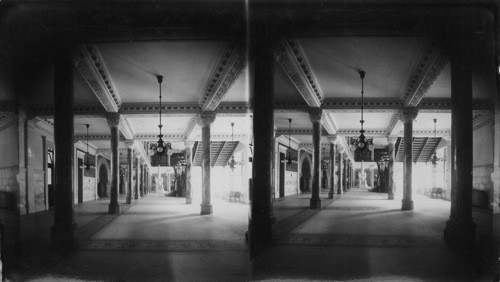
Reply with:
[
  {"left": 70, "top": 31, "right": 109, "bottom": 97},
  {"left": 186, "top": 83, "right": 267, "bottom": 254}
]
[
  {"left": 98, "top": 165, "right": 108, "bottom": 197},
  {"left": 300, "top": 159, "right": 311, "bottom": 192}
]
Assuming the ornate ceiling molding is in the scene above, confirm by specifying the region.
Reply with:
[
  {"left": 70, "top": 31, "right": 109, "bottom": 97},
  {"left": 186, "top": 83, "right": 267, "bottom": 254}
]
[
  {"left": 0, "top": 113, "right": 18, "bottom": 131},
  {"left": 184, "top": 116, "right": 199, "bottom": 140},
  {"left": 322, "top": 98, "right": 403, "bottom": 112},
  {"left": 321, "top": 112, "right": 338, "bottom": 134},
  {"left": 473, "top": 110, "right": 494, "bottom": 130},
  {"left": 387, "top": 112, "right": 403, "bottom": 136},
  {"left": 74, "top": 45, "right": 122, "bottom": 112},
  {"left": 199, "top": 43, "right": 246, "bottom": 111},
  {"left": 275, "top": 40, "right": 324, "bottom": 107},
  {"left": 401, "top": 41, "right": 446, "bottom": 107},
  {"left": 336, "top": 130, "right": 388, "bottom": 137},
  {"left": 119, "top": 115, "right": 135, "bottom": 140}
]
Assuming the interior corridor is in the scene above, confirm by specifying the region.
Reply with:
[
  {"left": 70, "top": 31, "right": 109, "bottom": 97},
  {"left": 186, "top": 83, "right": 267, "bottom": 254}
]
[{"left": 14, "top": 187, "right": 493, "bottom": 281}]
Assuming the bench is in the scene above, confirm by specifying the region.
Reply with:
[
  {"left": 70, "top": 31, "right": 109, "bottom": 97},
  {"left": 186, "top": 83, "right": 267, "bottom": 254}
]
[
  {"left": 229, "top": 191, "right": 241, "bottom": 202},
  {"left": 431, "top": 187, "right": 444, "bottom": 199}
]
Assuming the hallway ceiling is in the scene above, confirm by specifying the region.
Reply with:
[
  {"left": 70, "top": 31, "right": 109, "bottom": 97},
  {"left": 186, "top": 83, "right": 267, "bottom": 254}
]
[{"left": 5, "top": 1, "right": 495, "bottom": 161}]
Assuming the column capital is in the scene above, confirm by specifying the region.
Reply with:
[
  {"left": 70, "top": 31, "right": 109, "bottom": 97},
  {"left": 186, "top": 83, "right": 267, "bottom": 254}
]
[
  {"left": 106, "top": 112, "right": 122, "bottom": 128},
  {"left": 184, "top": 140, "right": 195, "bottom": 149},
  {"left": 125, "top": 140, "right": 135, "bottom": 149},
  {"left": 387, "top": 135, "right": 398, "bottom": 144},
  {"left": 308, "top": 107, "right": 323, "bottom": 123},
  {"left": 197, "top": 111, "right": 216, "bottom": 127},
  {"left": 328, "top": 134, "right": 337, "bottom": 144},
  {"left": 400, "top": 107, "right": 419, "bottom": 123}
]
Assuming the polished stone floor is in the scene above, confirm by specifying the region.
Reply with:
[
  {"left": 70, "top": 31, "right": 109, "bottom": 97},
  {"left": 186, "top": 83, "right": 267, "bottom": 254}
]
[{"left": 11, "top": 187, "right": 498, "bottom": 281}]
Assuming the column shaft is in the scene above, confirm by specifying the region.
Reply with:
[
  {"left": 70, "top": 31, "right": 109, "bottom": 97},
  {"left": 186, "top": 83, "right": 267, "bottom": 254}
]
[
  {"left": 134, "top": 157, "right": 140, "bottom": 200},
  {"left": 249, "top": 17, "right": 275, "bottom": 258},
  {"left": 387, "top": 138, "right": 396, "bottom": 200},
  {"left": 185, "top": 146, "right": 193, "bottom": 204},
  {"left": 401, "top": 108, "right": 418, "bottom": 211},
  {"left": 309, "top": 109, "right": 322, "bottom": 209},
  {"left": 107, "top": 114, "right": 120, "bottom": 214},
  {"left": 126, "top": 146, "right": 133, "bottom": 204},
  {"left": 200, "top": 111, "right": 216, "bottom": 215},
  {"left": 51, "top": 51, "right": 76, "bottom": 248},
  {"left": 328, "top": 142, "right": 336, "bottom": 199},
  {"left": 337, "top": 152, "right": 343, "bottom": 195},
  {"left": 444, "top": 28, "right": 476, "bottom": 249}
]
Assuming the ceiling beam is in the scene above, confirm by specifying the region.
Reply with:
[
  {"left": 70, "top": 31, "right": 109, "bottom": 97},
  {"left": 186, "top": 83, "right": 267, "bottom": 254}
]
[
  {"left": 199, "top": 43, "right": 246, "bottom": 111},
  {"left": 119, "top": 115, "right": 135, "bottom": 140},
  {"left": 213, "top": 141, "right": 226, "bottom": 166},
  {"left": 74, "top": 45, "right": 122, "bottom": 112},
  {"left": 275, "top": 40, "right": 324, "bottom": 107},
  {"left": 387, "top": 112, "right": 403, "bottom": 136},
  {"left": 416, "top": 137, "right": 429, "bottom": 162},
  {"left": 184, "top": 116, "right": 199, "bottom": 141},
  {"left": 401, "top": 41, "right": 446, "bottom": 107}
]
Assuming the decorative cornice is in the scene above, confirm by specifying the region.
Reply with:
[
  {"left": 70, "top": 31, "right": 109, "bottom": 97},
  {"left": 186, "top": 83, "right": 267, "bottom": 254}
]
[
  {"left": 276, "top": 129, "right": 329, "bottom": 136},
  {"left": 473, "top": 110, "right": 494, "bottom": 130},
  {"left": 74, "top": 45, "right": 122, "bottom": 112},
  {"left": 321, "top": 112, "right": 338, "bottom": 135},
  {"left": 275, "top": 40, "right": 323, "bottom": 107},
  {"left": 402, "top": 41, "right": 446, "bottom": 107},
  {"left": 322, "top": 98, "right": 402, "bottom": 112},
  {"left": 184, "top": 116, "right": 199, "bottom": 140},
  {"left": 199, "top": 43, "right": 246, "bottom": 111},
  {"left": 387, "top": 111, "right": 403, "bottom": 136},
  {"left": 336, "top": 130, "right": 388, "bottom": 137},
  {"left": 0, "top": 113, "right": 18, "bottom": 131},
  {"left": 119, "top": 115, "right": 135, "bottom": 140}
]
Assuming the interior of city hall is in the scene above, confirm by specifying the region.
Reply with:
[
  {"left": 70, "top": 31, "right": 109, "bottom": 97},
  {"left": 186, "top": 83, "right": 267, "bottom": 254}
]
[{"left": 0, "top": 0, "right": 499, "bottom": 281}]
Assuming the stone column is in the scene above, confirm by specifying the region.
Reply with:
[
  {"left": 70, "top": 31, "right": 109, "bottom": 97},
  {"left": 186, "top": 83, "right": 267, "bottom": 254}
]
[
  {"left": 134, "top": 154, "right": 140, "bottom": 200},
  {"left": 185, "top": 141, "right": 194, "bottom": 204},
  {"left": 337, "top": 150, "right": 344, "bottom": 195},
  {"left": 140, "top": 160, "right": 145, "bottom": 197},
  {"left": 343, "top": 158, "right": 348, "bottom": 192},
  {"left": 249, "top": 16, "right": 275, "bottom": 258},
  {"left": 400, "top": 107, "right": 418, "bottom": 211},
  {"left": 125, "top": 141, "right": 134, "bottom": 204},
  {"left": 107, "top": 113, "right": 121, "bottom": 214},
  {"left": 328, "top": 136, "right": 337, "bottom": 199},
  {"left": 198, "top": 111, "right": 216, "bottom": 215},
  {"left": 51, "top": 50, "right": 76, "bottom": 248},
  {"left": 387, "top": 136, "right": 397, "bottom": 200},
  {"left": 444, "top": 27, "right": 476, "bottom": 249},
  {"left": 309, "top": 107, "right": 323, "bottom": 209}
]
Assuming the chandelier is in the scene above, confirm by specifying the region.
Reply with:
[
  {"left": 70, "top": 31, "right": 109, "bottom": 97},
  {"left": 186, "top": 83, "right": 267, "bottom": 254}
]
[
  {"left": 149, "top": 75, "right": 173, "bottom": 157},
  {"left": 281, "top": 118, "right": 297, "bottom": 165},
  {"left": 430, "top": 118, "right": 441, "bottom": 167},
  {"left": 83, "top": 124, "right": 95, "bottom": 171},
  {"left": 351, "top": 71, "right": 374, "bottom": 152}
]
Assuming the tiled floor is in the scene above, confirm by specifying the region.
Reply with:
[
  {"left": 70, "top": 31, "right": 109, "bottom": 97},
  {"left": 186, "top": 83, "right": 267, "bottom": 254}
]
[{"left": 12, "top": 188, "right": 498, "bottom": 281}]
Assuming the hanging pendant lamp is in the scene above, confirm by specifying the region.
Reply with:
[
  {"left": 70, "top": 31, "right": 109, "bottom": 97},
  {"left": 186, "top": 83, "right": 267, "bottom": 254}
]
[
  {"left": 149, "top": 75, "right": 172, "bottom": 158},
  {"left": 430, "top": 118, "right": 441, "bottom": 167},
  {"left": 84, "top": 124, "right": 95, "bottom": 171},
  {"left": 281, "top": 118, "right": 297, "bottom": 165},
  {"left": 351, "top": 71, "right": 374, "bottom": 152}
]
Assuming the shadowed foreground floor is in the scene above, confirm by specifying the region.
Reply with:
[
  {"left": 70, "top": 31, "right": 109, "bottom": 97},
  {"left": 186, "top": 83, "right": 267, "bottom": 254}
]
[{"left": 11, "top": 188, "right": 496, "bottom": 281}]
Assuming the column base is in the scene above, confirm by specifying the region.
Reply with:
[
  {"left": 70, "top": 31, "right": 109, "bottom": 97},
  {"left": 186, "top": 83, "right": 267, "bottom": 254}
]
[
  {"left": 200, "top": 204, "right": 213, "bottom": 215},
  {"left": 328, "top": 191, "right": 334, "bottom": 199},
  {"left": 134, "top": 194, "right": 140, "bottom": 200},
  {"left": 388, "top": 193, "right": 394, "bottom": 200},
  {"left": 337, "top": 189, "right": 343, "bottom": 195},
  {"left": 444, "top": 218, "right": 476, "bottom": 251},
  {"left": 249, "top": 216, "right": 274, "bottom": 259},
  {"left": 108, "top": 203, "right": 121, "bottom": 214},
  {"left": 309, "top": 198, "right": 322, "bottom": 210},
  {"left": 50, "top": 222, "right": 76, "bottom": 250},
  {"left": 126, "top": 197, "right": 132, "bottom": 204},
  {"left": 401, "top": 199, "right": 413, "bottom": 210},
  {"left": 186, "top": 197, "right": 192, "bottom": 204}
]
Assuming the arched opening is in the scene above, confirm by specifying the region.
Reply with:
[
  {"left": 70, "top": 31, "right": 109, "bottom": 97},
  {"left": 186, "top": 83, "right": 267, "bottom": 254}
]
[
  {"left": 98, "top": 164, "right": 108, "bottom": 198},
  {"left": 300, "top": 159, "right": 311, "bottom": 192}
]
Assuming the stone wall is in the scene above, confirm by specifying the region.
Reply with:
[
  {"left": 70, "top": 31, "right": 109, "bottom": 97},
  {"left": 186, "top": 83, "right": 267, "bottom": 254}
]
[{"left": 0, "top": 166, "right": 19, "bottom": 209}]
